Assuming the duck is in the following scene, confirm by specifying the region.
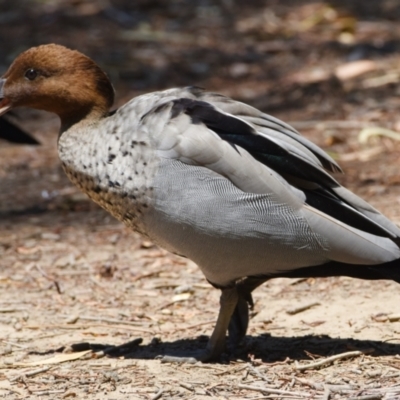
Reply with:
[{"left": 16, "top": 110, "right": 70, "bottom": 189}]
[{"left": 1, "top": 43, "right": 400, "bottom": 363}]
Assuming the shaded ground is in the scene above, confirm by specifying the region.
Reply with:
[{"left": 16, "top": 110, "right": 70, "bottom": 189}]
[{"left": 1, "top": 1, "right": 400, "bottom": 399}]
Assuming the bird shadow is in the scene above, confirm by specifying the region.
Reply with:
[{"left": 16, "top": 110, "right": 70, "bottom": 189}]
[{"left": 63, "top": 333, "right": 400, "bottom": 363}]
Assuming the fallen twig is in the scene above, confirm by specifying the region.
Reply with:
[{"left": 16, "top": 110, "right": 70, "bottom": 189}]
[
  {"left": 238, "top": 383, "right": 310, "bottom": 397},
  {"left": 30, "top": 389, "right": 65, "bottom": 395},
  {"left": 295, "top": 350, "right": 365, "bottom": 371},
  {"left": 34, "top": 264, "right": 62, "bottom": 294},
  {"left": 179, "top": 382, "right": 194, "bottom": 391},
  {"left": 1, "top": 340, "right": 28, "bottom": 349},
  {"left": 9, "top": 366, "right": 52, "bottom": 382},
  {"left": 294, "top": 377, "right": 321, "bottom": 390},
  {"left": 286, "top": 302, "right": 320, "bottom": 315},
  {"left": 0, "top": 308, "right": 27, "bottom": 313},
  {"left": 322, "top": 385, "right": 331, "bottom": 400},
  {"left": 131, "top": 270, "right": 162, "bottom": 282},
  {"left": 247, "top": 363, "right": 271, "bottom": 382},
  {"left": 150, "top": 387, "right": 164, "bottom": 400},
  {"left": 347, "top": 395, "right": 382, "bottom": 400},
  {"left": 76, "top": 315, "right": 148, "bottom": 327}
]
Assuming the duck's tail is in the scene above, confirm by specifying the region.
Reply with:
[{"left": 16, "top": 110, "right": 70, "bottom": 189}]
[{"left": 273, "top": 258, "right": 400, "bottom": 284}]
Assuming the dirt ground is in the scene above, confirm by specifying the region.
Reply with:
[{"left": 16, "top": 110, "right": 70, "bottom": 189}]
[{"left": 1, "top": 1, "right": 400, "bottom": 399}]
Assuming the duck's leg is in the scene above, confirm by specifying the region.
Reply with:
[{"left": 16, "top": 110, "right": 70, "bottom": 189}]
[
  {"left": 228, "top": 293, "right": 250, "bottom": 351},
  {"left": 228, "top": 276, "right": 268, "bottom": 351},
  {"left": 160, "top": 286, "right": 239, "bottom": 363}
]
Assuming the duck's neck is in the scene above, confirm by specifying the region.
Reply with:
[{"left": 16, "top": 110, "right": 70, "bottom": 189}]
[{"left": 59, "top": 106, "right": 108, "bottom": 135}]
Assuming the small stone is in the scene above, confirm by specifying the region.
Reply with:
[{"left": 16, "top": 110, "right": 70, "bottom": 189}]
[
  {"left": 230, "top": 62, "right": 249, "bottom": 78},
  {"left": 140, "top": 241, "right": 154, "bottom": 249},
  {"left": 65, "top": 315, "right": 80, "bottom": 324},
  {"left": 41, "top": 232, "right": 61, "bottom": 241},
  {"left": 54, "top": 253, "right": 76, "bottom": 268},
  {"left": 13, "top": 322, "right": 22, "bottom": 331}
]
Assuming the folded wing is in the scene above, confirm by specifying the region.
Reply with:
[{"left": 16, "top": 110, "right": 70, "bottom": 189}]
[{"left": 140, "top": 89, "right": 400, "bottom": 270}]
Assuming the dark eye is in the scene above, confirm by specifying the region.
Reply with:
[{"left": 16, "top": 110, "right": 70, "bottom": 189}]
[{"left": 25, "top": 69, "right": 38, "bottom": 81}]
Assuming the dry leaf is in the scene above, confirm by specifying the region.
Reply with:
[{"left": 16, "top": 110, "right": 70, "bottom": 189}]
[
  {"left": 358, "top": 127, "right": 400, "bottom": 144},
  {"left": 7, "top": 350, "right": 92, "bottom": 367},
  {"left": 335, "top": 60, "right": 377, "bottom": 81}
]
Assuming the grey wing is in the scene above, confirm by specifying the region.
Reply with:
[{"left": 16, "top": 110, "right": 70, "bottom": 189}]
[
  {"left": 140, "top": 91, "right": 400, "bottom": 278},
  {"left": 195, "top": 89, "right": 400, "bottom": 239},
  {"left": 194, "top": 90, "right": 400, "bottom": 236}
]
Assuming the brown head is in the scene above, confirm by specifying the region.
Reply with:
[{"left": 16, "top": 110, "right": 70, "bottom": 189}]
[{"left": 0, "top": 44, "right": 114, "bottom": 130}]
